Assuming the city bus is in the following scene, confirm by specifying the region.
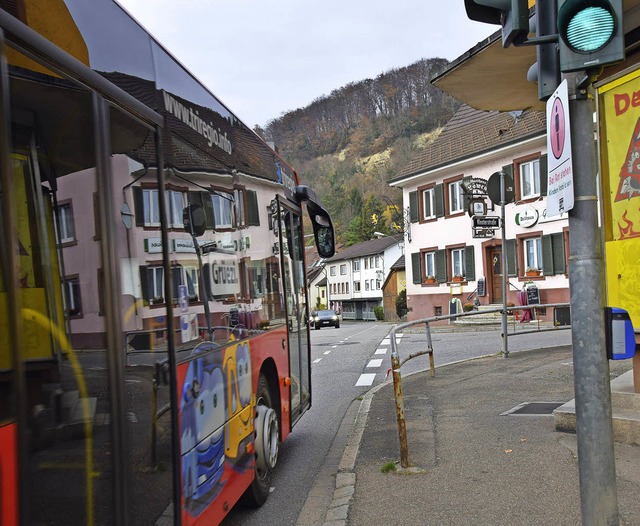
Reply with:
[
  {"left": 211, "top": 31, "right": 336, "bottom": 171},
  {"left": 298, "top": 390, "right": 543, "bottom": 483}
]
[{"left": 0, "top": 1, "right": 335, "bottom": 525}]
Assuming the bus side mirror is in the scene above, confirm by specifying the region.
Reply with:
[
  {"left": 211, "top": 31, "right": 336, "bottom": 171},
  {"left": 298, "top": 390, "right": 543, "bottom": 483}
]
[
  {"left": 184, "top": 203, "right": 206, "bottom": 237},
  {"left": 295, "top": 185, "right": 336, "bottom": 258},
  {"left": 311, "top": 210, "right": 335, "bottom": 259}
]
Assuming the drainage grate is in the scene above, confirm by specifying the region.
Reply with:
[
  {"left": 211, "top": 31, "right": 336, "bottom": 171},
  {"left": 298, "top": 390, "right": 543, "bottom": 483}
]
[{"left": 501, "top": 402, "right": 564, "bottom": 416}]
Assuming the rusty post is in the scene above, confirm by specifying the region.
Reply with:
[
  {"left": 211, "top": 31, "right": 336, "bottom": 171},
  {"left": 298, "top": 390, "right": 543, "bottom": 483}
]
[{"left": 390, "top": 330, "right": 409, "bottom": 468}]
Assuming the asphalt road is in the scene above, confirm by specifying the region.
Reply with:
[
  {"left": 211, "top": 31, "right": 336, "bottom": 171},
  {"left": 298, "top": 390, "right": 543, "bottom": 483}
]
[
  {"left": 222, "top": 322, "right": 391, "bottom": 526},
  {"left": 222, "top": 321, "right": 572, "bottom": 526}
]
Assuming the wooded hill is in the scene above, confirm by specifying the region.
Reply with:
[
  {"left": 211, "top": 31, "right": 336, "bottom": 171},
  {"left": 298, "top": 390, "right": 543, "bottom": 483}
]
[{"left": 255, "top": 57, "right": 461, "bottom": 246}]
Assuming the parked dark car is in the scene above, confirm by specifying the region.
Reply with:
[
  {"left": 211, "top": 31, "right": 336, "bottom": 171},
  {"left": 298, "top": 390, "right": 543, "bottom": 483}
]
[{"left": 312, "top": 309, "right": 340, "bottom": 329}]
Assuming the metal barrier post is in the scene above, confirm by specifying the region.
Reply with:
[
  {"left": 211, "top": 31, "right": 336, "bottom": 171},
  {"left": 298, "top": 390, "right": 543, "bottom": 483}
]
[
  {"left": 150, "top": 374, "right": 158, "bottom": 468},
  {"left": 390, "top": 329, "right": 409, "bottom": 468},
  {"left": 425, "top": 321, "right": 435, "bottom": 377}
]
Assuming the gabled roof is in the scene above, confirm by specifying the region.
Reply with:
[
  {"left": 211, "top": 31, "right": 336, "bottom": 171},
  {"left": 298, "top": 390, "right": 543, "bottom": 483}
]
[
  {"left": 390, "top": 104, "right": 545, "bottom": 184},
  {"left": 325, "top": 236, "right": 398, "bottom": 262},
  {"left": 390, "top": 255, "right": 405, "bottom": 270}
]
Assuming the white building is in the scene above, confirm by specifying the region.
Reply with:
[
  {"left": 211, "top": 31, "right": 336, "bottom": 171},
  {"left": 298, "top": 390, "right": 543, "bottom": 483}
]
[
  {"left": 389, "top": 105, "right": 570, "bottom": 323},
  {"left": 324, "top": 237, "right": 403, "bottom": 320}
]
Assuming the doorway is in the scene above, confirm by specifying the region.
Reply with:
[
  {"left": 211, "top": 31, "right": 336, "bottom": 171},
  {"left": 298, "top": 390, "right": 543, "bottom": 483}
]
[{"left": 488, "top": 246, "right": 503, "bottom": 303}]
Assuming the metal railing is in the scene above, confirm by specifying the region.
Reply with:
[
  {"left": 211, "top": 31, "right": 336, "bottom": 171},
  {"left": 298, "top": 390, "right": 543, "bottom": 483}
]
[{"left": 389, "top": 303, "right": 570, "bottom": 468}]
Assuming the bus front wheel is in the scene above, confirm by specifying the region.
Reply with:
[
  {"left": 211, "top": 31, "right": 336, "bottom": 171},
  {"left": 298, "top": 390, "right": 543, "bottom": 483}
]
[{"left": 242, "top": 374, "right": 279, "bottom": 506}]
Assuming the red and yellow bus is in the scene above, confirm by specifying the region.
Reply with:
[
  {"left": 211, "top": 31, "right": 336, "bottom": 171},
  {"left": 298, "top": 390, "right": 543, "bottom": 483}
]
[{"left": 0, "top": 1, "right": 334, "bottom": 524}]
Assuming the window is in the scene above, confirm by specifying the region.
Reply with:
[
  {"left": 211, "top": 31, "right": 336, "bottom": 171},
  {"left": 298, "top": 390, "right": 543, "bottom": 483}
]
[
  {"left": 376, "top": 280, "right": 381, "bottom": 290},
  {"left": 166, "top": 190, "right": 186, "bottom": 228},
  {"left": 451, "top": 248, "right": 466, "bottom": 277},
  {"left": 424, "top": 252, "right": 435, "bottom": 279},
  {"left": 352, "top": 260, "right": 360, "bottom": 272},
  {"left": 346, "top": 282, "right": 349, "bottom": 294},
  {"left": 422, "top": 187, "right": 435, "bottom": 220},
  {"left": 364, "top": 259, "right": 369, "bottom": 269},
  {"left": 143, "top": 188, "right": 160, "bottom": 226},
  {"left": 448, "top": 180, "right": 464, "bottom": 214},
  {"left": 330, "top": 266, "right": 336, "bottom": 276},
  {"left": 354, "top": 281, "right": 361, "bottom": 292},
  {"left": 520, "top": 159, "right": 540, "bottom": 199},
  {"left": 56, "top": 203, "right": 75, "bottom": 244},
  {"left": 524, "top": 237, "right": 543, "bottom": 272},
  {"left": 212, "top": 191, "right": 233, "bottom": 228},
  {"left": 340, "top": 264, "right": 347, "bottom": 275},
  {"left": 146, "top": 266, "right": 164, "bottom": 304},
  {"left": 365, "top": 281, "right": 370, "bottom": 291},
  {"left": 63, "top": 276, "right": 81, "bottom": 317},
  {"left": 173, "top": 266, "right": 199, "bottom": 301},
  {"left": 375, "top": 256, "right": 380, "bottom": 268}
]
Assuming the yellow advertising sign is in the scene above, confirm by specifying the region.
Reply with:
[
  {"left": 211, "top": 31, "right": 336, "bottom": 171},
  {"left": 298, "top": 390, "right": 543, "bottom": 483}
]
[{"left": 599, "top": 69, "right": 640, "bottom": 328}]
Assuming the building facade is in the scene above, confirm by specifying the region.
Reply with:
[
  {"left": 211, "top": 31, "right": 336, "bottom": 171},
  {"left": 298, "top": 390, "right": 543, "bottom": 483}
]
[
  {"left": 324, "top": 237, "right": 403, "bottom": 320},
  {"left": 390, "top": 105, "right": 570, "bottom": 323}
]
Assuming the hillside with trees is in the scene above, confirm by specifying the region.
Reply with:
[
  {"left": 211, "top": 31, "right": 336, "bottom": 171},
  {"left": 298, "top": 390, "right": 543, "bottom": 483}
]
[{"left": 255, "top": 57, "right": 461, "bottom": 246}]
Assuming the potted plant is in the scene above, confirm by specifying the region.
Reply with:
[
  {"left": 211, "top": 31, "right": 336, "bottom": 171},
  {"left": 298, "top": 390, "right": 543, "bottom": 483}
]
[
  {"left": 525, "top": 267, "right": 541, "bottom": 277},
  {"left": 425, "top": 275, "right": 436, "bottom": 284},
  {"left": 452, "top": 273, "right": 464, "bottom": 283}
]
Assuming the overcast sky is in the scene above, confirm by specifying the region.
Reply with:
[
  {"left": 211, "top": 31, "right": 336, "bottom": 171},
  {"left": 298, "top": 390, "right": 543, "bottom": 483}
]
[{"left": 117, "top": 0, "right": 494, "bottom": 128}]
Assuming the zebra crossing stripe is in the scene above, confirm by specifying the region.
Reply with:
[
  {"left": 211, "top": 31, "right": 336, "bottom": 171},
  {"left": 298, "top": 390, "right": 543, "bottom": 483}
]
[{"left": 356, "top": 373, "right": 376, "bottom": 386}]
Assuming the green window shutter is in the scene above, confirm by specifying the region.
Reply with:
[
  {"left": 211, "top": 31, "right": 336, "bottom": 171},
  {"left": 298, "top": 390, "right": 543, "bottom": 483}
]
[
  {"left": 502, "top": 163, "right": 514, "bottom": 204},
  {"left": 506, "top": 239, "right": 517, "bottom": 277},
  {"left": 435, "top": 249, "right": 447, "bottom": 283},
  {"left": 139, "top": 266, "right": 149, "bottom": 301},
  {"left": 411, "top": 252, "right": 422, "bottom": 284},
  {"left": 542, "top": 235, "right": 554, "bottom": 275},
  {"left": 435, "top": 184, "right": 445, "bottom": 218},
  {"left": 409, "top": 191, "right": 419, "bottom": 222},
  {"left": 133, "top": 186, "right": 144, "bottom": 227},
  {"left": 551, "top": 232, "right": 566, "bottom": 274},
  {"left": 462, "top": 176, "right": 472, "bottom": 215},
  {"left": 465, "top": 245, "right": 476, "bottom": 282},
  {"left": 246, "top": 190, "right": 260, "bottom": 226},
  {"left": 201, "top": 191, "right": 215, "bottom": 230},
  {"left": 539, "top": 154, "right": 548, "bottom": 196}
]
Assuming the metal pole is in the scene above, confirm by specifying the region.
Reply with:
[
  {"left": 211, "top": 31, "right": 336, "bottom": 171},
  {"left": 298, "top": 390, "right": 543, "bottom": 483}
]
[
  {"left": 567, "top": 77, "right": 618, "bottom": 525},
  {"left": 500, "top": 171, "right": 509, "bottom": 357},
  {"left": 192, "top": 235, "right": 213, "bottom": 341}
]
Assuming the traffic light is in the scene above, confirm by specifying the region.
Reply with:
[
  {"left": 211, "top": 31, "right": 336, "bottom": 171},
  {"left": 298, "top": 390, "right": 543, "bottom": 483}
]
[
  {"left": 464, "top": 0, "right": 530, "bottom": 47},
  {"left": 526, "top": 0, "right": 560, "bottom": 101},
  {"left": 557, "top": 0, "right": 624, "bottom": 72}
]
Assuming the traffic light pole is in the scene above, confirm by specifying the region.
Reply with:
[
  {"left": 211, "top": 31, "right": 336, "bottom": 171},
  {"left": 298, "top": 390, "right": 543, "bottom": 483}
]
[{"left": 566, "top": 76, "right": 619, "bottom": 525}]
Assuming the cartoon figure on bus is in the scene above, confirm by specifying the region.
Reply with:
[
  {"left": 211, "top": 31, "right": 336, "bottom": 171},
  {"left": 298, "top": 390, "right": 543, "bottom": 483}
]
[
  {"left": 179, "top": 339, "right": 256, "bottom": 516},
  {"left": 180, "top": 343, "right": 226, "bottom": 515},
  {"left": 223, "top": 341, "right": 255, "bottom": 471}
]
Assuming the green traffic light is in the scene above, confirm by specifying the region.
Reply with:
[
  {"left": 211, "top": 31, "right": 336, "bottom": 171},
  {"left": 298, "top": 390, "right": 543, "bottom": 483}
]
[{"left": 566, "top": 6, "right": 615, "bottom": 52}]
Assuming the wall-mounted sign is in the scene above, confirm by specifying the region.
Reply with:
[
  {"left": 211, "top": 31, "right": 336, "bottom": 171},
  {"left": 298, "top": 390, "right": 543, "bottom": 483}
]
[
  {"left": 173, "top": 238, "right": 196, "bottom": 253},
  {"left": 473, "top": 216, "right": 501, "bottom": 229},
  {"left": 515, "top": 206, "right": 539, "bottom": 228},
  {"left": 473, "top": 227, "right": 495, "bottom": 238},
  {"left": 462, "top": 177, "right": 488, "bottom": 195},
  {"left": 144, "top": 237, "right": 162, "bottom": 253},
  {"left": 469, "top": 199, "right": 487, "bottom": 217},
  {"left": 203, "top": 254, "right": 240, "bottom": 298}
]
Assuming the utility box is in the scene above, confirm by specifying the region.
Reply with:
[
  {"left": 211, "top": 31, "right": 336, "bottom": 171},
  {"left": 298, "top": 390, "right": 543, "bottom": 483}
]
[{"left": 554, "top": 306, "right": 571, "bottom": 327}]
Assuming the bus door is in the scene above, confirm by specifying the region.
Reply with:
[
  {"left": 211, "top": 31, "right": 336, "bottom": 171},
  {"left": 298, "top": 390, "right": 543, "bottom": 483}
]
[{"left": 277, "top": 200, "right": 311, "bottom": 425}]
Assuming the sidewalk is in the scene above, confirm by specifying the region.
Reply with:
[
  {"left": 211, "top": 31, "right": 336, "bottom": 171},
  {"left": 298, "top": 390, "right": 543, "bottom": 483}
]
[{"left": 318, "top": 346, "right": 640, "bottom": 526}]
